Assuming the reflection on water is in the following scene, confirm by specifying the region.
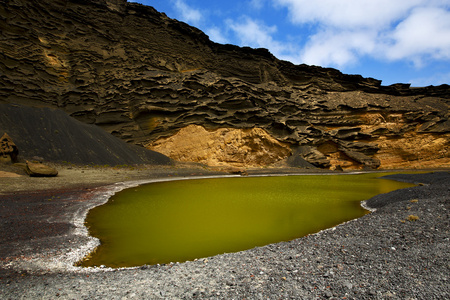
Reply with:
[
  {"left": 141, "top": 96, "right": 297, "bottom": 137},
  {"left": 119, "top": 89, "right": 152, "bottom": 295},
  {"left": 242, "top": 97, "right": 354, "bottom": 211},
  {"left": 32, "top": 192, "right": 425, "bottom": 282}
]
[{"left": 79, "top": 173, "right": 414, "bottom": 268}]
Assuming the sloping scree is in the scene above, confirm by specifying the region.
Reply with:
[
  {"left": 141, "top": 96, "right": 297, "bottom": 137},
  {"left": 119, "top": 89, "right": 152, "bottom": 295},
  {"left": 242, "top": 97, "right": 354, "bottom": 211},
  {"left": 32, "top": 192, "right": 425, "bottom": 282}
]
[
  {"left": 1, "top": 0, "right": 449, "bottom": 169},
  {"left": 0, "top": 103, "right": 172, "bottom": 165},
  {"left": 0, "top": 172, "right": 449, "bottom": 299}
]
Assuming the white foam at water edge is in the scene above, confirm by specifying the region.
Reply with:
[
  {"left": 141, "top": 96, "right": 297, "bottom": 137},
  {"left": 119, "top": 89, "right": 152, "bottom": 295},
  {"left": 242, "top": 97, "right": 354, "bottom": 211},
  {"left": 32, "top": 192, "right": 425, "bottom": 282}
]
[
  {"left": 361, "top": 200, "right": 377, "bottom": 212},
  {"left": 49, "top": 175, "right": 243, "bottom": 273},
  {"left": 9, "top": 172, "right": 373, "bottom": 274}
]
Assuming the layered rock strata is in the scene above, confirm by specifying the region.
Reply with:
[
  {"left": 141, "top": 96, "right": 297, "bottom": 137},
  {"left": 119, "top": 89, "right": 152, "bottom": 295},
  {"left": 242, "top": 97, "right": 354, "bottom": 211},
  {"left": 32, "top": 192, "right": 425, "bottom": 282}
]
[{"left": 0, "top": 0, "right": 449, "bottom": 169}]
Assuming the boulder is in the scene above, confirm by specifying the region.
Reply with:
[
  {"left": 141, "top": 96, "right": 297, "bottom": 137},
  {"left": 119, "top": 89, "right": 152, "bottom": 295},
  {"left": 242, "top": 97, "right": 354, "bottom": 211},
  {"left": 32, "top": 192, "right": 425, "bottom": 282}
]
[
  {"left": 227, "top": 167, "right": 249, "bottom": 176},
  {"left": 25, "top": 161, "right": 58, "bottom": 177},
  {"left": 340, "top": 149, "right": 381, "bottom": 169},
  {"left": 296, "top": 146, "right": 331, "bottom": 169},
  {"left": 0, "top": 133, "right": 19, "bottom": 163}
]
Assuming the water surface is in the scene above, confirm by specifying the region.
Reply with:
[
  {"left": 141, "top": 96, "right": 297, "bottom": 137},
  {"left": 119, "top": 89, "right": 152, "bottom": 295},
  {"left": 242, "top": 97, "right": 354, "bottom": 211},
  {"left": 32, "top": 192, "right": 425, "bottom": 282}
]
[{"left": 80, "top": 173, "right": 414, "bottom": 268}]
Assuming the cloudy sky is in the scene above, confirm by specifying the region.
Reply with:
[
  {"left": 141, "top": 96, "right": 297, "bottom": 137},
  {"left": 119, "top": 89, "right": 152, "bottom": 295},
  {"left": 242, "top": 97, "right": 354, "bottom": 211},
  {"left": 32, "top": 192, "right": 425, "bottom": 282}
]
[{"left": 130, "top": 0, "right": 450, "bottom": 86}]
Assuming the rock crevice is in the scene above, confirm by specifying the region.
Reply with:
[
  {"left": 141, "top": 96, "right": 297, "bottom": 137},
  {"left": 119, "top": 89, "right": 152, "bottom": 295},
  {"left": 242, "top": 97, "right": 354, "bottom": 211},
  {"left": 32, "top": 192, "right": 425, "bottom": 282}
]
[{"left": 0, "top": 0, "right": 449, "bottom": 169}]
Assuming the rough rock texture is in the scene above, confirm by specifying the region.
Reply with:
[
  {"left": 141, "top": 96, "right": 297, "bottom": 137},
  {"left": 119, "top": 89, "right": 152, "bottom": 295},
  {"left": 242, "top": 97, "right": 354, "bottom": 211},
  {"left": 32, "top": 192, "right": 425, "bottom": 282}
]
[
  {"left": 0, "top": 0, "right": 449, "bottom": 169},
  {"left": 0, "top": 133, "right": 18, "bottom": 163},
  {"left": 148, "top": 125, "right": 291, "bottom": 167},
  {"left": 25, "top": 160, "right": 58, "bottom": 177}
]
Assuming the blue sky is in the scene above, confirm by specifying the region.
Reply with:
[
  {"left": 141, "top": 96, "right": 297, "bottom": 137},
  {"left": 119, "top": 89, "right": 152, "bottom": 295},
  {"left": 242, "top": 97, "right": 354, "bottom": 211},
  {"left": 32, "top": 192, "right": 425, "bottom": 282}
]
[{"left": 130, "top": 0, "right": 450, "bottom": 87}]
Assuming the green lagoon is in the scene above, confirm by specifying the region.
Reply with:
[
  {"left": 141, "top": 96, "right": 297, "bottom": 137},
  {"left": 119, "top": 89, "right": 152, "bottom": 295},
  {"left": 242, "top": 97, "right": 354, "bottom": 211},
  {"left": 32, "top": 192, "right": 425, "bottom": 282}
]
[{"left": 79, "top": 173, "right": 415, "bottom": 268}]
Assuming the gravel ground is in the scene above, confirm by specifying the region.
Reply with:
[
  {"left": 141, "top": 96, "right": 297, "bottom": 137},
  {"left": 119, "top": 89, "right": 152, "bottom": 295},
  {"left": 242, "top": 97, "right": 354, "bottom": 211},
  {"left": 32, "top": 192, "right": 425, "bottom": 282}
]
[{"left": 0, "top": 170, "right": 448, "bottom": 299}]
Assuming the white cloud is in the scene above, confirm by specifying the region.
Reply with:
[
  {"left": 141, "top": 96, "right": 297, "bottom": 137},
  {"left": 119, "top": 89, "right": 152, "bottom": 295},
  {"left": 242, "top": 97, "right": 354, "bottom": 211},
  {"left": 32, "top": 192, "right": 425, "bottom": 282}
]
[
  {"left": 172, "top": 0, "right": 202, "bottom": 25},
  {"left": 274, "top": 0, "right": 424, "bottom": 29},
  {"left": 226, "top": 17, "right": 299, "bottom": 61},
  {"left": 227, "top": 17, "right": 277, "bottom": 47},
  {"left": 271, "top": 0, "right": 450, "bottom": 69},
  {"left": 206, "top": 27, "right": 229, "bottom": 44},
  {"left": 384, "top": 7, "right": 450, "bottom": 65},
  {"left": 301, "top": 29, "right": 377, "bottom": 67}
]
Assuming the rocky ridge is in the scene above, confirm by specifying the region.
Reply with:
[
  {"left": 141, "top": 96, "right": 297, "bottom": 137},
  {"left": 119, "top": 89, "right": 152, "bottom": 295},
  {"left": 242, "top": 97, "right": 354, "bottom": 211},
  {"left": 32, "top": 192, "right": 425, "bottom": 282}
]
[{"left": 0, "top": 0, "right": 449, "bottom": 169}]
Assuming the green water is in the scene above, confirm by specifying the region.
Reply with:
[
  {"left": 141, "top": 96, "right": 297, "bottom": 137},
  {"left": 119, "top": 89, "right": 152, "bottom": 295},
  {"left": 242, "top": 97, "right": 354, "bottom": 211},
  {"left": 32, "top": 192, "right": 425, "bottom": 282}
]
[{"left": 79, "top": 173, "right": 415, "bottom": 268}]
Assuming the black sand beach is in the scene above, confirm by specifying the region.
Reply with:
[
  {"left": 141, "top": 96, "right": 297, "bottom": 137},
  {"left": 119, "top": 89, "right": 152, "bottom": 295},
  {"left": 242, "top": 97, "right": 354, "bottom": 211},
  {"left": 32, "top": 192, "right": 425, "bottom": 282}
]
[{"left": 0, "top": 168, "right": 448, "bottom": 299}]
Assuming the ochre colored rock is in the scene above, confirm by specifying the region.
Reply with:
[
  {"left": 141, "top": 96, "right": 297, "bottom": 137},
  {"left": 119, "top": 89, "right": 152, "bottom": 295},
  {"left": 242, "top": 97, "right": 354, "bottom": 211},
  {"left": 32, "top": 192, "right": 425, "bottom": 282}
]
[
  {"left": 0, "top": 0, "right": 448, "bottom": 170},
  {"left": 147, "top": 125, "right": 291, "bottom": 167},
  {"left": 0, "top": 133, "right": 18, "bottom": 163},
  {"left": 373, "top": 133, "right": 450, "bottom": 169},
  {"left": 0, "top": 171, "right": 22, "bottom": 178},
  {"left": 25, "top": 161, "right": 58, "bottom": 177}
]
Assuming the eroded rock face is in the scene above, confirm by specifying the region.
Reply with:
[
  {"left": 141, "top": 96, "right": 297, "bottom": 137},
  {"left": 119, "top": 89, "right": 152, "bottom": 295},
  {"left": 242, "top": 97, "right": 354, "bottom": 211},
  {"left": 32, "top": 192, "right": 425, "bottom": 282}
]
[
  {"left": 0, "top": 0, "right": 449, "bottom": 169},
  {"left": 374, "top": 133, "right": 450, "bottom": 169},
  {"left": 0, "top": 133, "right": 18, "bottom": 163},
  {"left": 148, "top": 125, "right": 291, "bottom": 167}
]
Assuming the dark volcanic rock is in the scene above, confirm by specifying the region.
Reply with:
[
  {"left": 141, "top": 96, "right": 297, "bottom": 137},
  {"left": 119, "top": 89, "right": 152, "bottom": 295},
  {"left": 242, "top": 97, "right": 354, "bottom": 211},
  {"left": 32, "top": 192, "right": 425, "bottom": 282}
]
[
  {"left": 0, "top": 103, "right": 172, "bottom": 165},
  {"left": 339, "top": 148, "right": 381, "bottom": 169},
  {"left": 0, "top": 172, "right": 448, "bottom": 298},
  {"left": 296, "top": 146, "right": 331, "bottom": 168},
  {"left": 365, "top": 171, "right": 450, "bottom": 208},
  {"left": 0, "top": 0, "right": 449, "bottom": 168}
]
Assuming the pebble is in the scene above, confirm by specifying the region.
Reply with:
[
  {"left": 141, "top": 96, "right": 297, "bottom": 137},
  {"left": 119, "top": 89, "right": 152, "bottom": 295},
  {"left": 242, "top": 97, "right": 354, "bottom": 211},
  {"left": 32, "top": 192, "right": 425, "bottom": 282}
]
[{"left": 0, "top": 172, "right": 449, "bottom": 299}]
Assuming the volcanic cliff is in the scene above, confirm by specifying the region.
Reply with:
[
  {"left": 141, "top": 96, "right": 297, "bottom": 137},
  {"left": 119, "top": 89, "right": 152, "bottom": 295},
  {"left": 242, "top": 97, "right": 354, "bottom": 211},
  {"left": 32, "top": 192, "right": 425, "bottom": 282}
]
[{"left": 1, "top": 0, "right": 449, "bottom": 169}]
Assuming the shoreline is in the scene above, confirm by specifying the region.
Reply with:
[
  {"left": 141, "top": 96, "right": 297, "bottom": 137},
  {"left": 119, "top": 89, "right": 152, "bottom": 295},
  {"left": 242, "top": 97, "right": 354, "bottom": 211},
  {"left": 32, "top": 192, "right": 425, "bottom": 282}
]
[
  {"left": 0, "top": 166, "right": 448, "bottom": 299},
  {"left": 19, "top": 171, "right": 401, "bottom": 274},
  {"left": 1, "top": 162, "right": 446, "bottom": 195}
]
